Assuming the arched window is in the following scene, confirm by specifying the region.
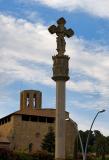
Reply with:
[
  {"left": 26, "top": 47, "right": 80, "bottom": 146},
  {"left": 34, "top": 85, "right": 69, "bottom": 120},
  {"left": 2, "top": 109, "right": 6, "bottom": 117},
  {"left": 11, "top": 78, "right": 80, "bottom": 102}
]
[
  {"left": 27, "top": 94, "right": 30, "bottom": 107},
  {"left": 33, "top": 94, "right": 37, "bottom": 108}
]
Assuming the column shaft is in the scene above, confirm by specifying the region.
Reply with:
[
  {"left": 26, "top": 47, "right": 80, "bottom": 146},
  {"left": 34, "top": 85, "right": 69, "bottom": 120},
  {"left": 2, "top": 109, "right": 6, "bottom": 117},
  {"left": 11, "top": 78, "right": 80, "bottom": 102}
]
[{"left": 55, "top": 81, "right": 65, "bottom": 159}]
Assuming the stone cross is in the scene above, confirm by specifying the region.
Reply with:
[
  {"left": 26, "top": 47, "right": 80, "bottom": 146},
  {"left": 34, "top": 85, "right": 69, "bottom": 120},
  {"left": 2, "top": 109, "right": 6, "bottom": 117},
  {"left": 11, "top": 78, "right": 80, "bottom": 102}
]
[{"left": 48, "top": 17, "right": 74, "bottom": 55}]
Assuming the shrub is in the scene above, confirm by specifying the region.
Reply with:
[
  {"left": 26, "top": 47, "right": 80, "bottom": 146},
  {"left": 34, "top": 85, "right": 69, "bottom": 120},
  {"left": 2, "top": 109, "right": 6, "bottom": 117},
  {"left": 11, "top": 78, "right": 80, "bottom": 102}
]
[
  {"left": 32, "top": 150, "right": 54, "bottom": 160},
  {"left": 0, "top": 148, "right": 19, "bottom": 160},
  {"left": 16, "top": 152, "right": 33, "bottom": 160},
  {"left": 77, "top": 153, "right": 96, "bottom": 160},
  {"left": 0, "top": 149, "right": 54, "bottom": 160}
]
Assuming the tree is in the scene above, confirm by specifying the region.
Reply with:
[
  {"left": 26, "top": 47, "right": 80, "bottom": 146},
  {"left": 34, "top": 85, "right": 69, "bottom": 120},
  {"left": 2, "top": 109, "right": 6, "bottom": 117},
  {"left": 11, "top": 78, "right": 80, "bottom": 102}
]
[
  {"left": 41, "top": 127, "right": 55, "bottom": 154},
  {"left": 105, "top": 136, "right": 109, "bottom": 154},
  {"left": 77, "top": 129, "right": 109, "bottom": 160},
  {"left": 78, "top": 130, "right": 95, "bottom": 153},
  {"left": 94, "top": 130, "right": 106, "bottom": 160}
]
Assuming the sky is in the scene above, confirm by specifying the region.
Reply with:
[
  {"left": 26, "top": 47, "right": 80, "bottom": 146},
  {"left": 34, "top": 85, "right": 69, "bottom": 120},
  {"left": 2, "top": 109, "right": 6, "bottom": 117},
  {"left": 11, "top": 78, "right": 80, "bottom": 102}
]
[{"left": 0, "top": 0, "right": 109, "bottom": 136}]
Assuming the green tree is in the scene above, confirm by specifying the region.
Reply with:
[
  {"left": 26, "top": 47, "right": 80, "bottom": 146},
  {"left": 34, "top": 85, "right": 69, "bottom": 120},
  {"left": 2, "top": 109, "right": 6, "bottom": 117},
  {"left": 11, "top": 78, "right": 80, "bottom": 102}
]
[
  {"left": 78, "top": 130, "right": 95, "bottom": 152},
  {"left": 41, "top": 127, "right": 55, "bottom": 154},
  {"left": 105, "top": 136, "right": 109, "bottom": 154},
  {"left": 78, "top": 130, "right": 109, "bottom": 159},
  {"left": 94, "top": 130, "right": 106, "bottom": 160}
]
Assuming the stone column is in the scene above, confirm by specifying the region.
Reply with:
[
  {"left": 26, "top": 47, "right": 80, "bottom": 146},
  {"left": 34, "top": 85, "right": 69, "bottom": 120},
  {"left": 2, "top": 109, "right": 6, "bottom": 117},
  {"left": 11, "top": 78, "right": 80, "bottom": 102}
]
[
  {"left": 52, "top": 55, "right": 70, "bottom": 160},
  {"left": 48, "top": 17, "right": 74, "bottom": 160},
  {"left": 56, "top": 81, "right": 65, "bottom": 159},
  {"left": 29, "top": 92, "right": 33, "bottom": 109}
]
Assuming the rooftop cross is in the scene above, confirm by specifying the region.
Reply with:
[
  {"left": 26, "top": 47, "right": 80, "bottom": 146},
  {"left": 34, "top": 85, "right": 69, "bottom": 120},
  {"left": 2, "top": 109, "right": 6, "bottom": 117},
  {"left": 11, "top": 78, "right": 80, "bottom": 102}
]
[{"left": 48, "top": 17, "right": 74, "bottom": 55}]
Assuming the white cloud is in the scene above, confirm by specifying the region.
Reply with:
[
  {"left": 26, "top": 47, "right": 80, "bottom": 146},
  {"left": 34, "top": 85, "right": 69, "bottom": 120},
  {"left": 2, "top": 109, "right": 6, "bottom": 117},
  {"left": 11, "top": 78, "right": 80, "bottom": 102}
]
[
  {"left": 67, "top": 38, "right": 109, "bottom": 98},
  {"left": 27, "top": 0, "right": 109, "bottom": 18},
  {"left": 67, "top": 80, "right": 96, "bottom": 93},
  {"left": 0, "top": 14, "right": 109, "bottom": 134},
  {"left": 0, "top": 14, "right": 55, "bottom": 86},
  {"left": 0, "top": 14, "right": 109, "bottom": 111},
  {"left": 0, "top": 14, "right": 55, "bottom": 64},
  {"left": 70, "top": 99, "right": 109, "bottom": 110},
  {"left": 0, "top": 15, "right": 109, "bottom": 94}
]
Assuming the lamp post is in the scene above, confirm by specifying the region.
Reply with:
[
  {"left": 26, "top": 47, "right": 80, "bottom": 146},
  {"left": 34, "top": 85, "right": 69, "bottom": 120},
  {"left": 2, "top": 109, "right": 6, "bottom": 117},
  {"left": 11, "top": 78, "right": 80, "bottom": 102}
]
[
  {"left": 66, "top": 109, "right": 105, "bottom": 160},
  {"left": 78, "top": 130, "right": 85, "bottom": 160},
  {"left": 84, "top": 109, "right": 106, "bottom": 160}
]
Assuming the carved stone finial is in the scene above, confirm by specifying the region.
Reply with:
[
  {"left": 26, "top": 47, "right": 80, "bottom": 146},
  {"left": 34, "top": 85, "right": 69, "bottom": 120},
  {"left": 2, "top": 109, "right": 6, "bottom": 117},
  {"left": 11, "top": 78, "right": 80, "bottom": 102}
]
[{"left": 48, "top": 17, "right": 74, "bottom": 55}]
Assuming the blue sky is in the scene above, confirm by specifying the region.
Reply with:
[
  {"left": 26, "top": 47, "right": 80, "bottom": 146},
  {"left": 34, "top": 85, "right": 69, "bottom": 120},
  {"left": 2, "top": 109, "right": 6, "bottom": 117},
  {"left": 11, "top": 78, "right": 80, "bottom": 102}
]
[{"left": 0, "top": 0, "right": 109, "bottom": 136}]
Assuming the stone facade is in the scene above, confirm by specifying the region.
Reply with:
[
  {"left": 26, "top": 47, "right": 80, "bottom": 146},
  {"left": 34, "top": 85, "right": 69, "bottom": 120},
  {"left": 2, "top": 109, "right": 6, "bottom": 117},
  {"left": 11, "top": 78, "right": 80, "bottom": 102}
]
[
  {"left": 0, "top": 137, "right": 10, "bottom": 149},
  {"left": 0, "top": 90, "right": 77, "bottom": 159}
]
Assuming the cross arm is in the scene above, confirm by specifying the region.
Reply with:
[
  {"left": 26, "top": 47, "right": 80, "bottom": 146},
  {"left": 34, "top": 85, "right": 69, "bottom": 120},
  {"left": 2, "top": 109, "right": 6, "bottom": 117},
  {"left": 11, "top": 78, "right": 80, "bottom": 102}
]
[
  {"left": 48, "top": 25, "right": 57, "bottom": 34},
  {"left": 66, "top": 28, "right": 74, "bottom": 38}
]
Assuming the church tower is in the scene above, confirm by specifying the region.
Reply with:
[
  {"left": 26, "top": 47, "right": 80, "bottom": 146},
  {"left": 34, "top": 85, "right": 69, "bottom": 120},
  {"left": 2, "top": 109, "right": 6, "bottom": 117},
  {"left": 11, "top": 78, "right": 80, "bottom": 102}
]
[{"left": 20, "top": 90, "right": 42, "bottom": 111}]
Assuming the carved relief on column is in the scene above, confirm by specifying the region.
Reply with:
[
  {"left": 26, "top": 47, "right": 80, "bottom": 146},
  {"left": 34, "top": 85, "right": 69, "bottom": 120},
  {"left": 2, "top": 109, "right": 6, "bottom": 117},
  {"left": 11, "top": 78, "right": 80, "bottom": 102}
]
[{"left": 52, "top": 55, "right": 70, "bottom": 81}]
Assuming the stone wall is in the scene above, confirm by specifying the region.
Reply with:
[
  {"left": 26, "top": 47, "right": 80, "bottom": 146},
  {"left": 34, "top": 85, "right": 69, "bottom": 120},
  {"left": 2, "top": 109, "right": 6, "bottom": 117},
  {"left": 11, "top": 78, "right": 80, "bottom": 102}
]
[
  {"left": 65, "top": 119, "right": 78, "bottom": 159},
  {"left": 0, "top": 116, "right": 14, "bottom": 139},
  {"left": 0, "top": 113, "right": 78, "bottom": 159},
  {"left": 13, "top": 114, "right": 54, "bottom": 153}
]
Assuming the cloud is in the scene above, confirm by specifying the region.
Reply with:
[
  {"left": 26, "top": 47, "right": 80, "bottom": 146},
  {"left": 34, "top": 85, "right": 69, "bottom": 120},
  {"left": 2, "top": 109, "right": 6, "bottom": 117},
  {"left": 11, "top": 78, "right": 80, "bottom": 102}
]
[
  {"left": 0, "top": 14, "right": 109, "bottom": 134},
  {"left": 0, "top": 14, "right": 55, "bottom": 64},
  {"left": 0, "top": 14, "right": 109, "bottom": 111},
  {"left": 0, "top": 15, "right": 109, "bottom": 93},
  {"left": 67, "top": 38, "right": 109, "bottom": 98},
  {"left": 25, "top": 0, "right": 109, "bottom": 19},
  {"left": 70, "top": 99, "right": 109, "bottom": 111},
  {"left": 0, "top": 14, "right": 55, "bottom": 86}
]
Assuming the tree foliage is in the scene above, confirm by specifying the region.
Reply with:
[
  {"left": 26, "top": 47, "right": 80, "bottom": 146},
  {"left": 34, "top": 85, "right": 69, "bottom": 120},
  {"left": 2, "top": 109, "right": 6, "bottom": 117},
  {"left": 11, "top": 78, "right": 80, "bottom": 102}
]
[
  {"left": 41, "top": 127, "right": 55, "bottom": 154},
  {"left": 78, "top": 130, "right": 109, "bottom": 160}
]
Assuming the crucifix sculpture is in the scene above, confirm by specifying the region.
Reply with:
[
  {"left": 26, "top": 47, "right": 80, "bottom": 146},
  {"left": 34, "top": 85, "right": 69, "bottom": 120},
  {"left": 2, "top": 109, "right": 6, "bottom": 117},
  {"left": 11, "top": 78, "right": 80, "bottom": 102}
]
[{"left": 48, "top": 17, "right": 74, "bottom": 55}]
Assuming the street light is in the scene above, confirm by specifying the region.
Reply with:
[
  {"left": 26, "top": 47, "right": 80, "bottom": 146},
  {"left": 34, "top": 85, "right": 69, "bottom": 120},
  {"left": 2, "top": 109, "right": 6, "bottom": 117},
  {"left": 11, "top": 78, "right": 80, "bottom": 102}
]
[
  {"left": 84, "top": 109, "right": 106, "bottom": 160},
  {"left": 78, "top": 130, "right": 85, "bottom": 160},
  {"left": 66, "top": 109, "right": 105, "bottom": 160}
]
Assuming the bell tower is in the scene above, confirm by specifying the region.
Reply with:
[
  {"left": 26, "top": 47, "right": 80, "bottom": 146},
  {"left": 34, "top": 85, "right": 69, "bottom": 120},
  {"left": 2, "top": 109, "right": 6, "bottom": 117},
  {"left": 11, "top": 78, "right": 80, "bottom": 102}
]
[{"left": 20, "top": 90, "right": 42, "bottom": 111}]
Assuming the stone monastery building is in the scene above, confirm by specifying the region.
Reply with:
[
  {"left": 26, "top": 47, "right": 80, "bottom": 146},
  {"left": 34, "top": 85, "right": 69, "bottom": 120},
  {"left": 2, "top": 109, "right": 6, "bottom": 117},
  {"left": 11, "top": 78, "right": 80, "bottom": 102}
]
[{"left": 0, "top": 90, "right": 77, "bottom": 158}]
